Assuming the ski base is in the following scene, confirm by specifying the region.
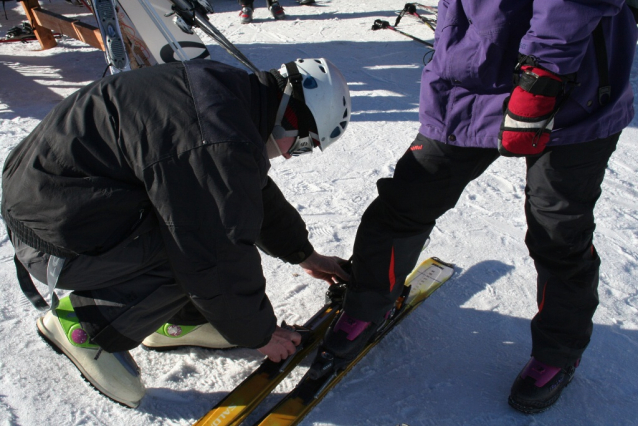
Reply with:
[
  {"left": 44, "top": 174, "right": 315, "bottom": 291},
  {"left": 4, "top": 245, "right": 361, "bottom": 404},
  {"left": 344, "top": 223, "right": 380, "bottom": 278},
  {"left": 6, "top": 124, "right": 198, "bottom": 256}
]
[{"left": 93, "top": 0, "right": 130, "bottom": 72}]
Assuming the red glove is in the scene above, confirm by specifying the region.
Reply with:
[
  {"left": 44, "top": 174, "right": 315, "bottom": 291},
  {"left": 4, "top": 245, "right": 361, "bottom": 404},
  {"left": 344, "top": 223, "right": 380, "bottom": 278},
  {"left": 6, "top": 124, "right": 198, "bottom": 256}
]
[{"left": 498, "top": 65, "right": 564, "bottom": 157}]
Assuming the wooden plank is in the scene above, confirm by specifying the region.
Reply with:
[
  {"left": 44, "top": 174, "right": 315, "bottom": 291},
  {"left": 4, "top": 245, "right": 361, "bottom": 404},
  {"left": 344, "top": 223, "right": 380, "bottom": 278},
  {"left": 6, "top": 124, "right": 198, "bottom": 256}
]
[
  {"left": 20, "top": 0, "right": 57, "bottom": 50},
  {"left": 32, "top": 9, "right": 105, "bottom": 51}
]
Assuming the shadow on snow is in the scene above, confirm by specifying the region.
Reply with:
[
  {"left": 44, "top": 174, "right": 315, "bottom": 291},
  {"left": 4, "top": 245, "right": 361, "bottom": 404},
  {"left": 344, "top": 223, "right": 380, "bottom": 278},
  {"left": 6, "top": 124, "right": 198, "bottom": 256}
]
[{"left": 136, "top": 260, "right": 638, "bottom": 425}]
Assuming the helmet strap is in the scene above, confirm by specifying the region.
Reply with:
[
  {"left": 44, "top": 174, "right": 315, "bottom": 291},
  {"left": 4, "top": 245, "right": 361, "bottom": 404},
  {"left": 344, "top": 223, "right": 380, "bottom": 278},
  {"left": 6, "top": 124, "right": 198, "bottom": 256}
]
[
  {"left": 270, "top": 61, "right": 320, "bottom": 155},
  {"left": 266, "top": 134, "right": 284, "bottom": 157},
  {"left": 271, "top": 84, "right": 299, "bottom": 140},
  {"left": 283, "top": 61, "right": 312, "bottom": 139}
]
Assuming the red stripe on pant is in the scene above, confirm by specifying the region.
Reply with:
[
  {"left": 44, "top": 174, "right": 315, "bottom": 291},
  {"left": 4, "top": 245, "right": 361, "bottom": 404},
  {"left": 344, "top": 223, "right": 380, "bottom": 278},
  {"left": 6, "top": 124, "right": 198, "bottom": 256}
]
[
  {"left": 538, "top": 280, "right": 548, "bottom": 313},
  {"left": 389, "top": 246, "right": 396, "bottom": 292}
]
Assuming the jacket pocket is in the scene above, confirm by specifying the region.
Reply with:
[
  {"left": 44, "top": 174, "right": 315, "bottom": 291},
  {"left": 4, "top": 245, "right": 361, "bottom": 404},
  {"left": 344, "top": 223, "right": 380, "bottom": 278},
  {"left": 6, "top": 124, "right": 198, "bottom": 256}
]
[
  {"left": 450, "top": 25, "right": 512, "bottom": 87},
  {"left": 434, "top": 0, "right": 513, "bottom": 88}
]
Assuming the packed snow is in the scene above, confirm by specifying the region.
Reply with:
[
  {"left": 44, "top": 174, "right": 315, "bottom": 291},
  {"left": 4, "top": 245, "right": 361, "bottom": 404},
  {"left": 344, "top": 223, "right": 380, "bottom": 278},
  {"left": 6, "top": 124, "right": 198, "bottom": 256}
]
[{"left": 1, "top": 0, "right": 637, "bottom": 425}]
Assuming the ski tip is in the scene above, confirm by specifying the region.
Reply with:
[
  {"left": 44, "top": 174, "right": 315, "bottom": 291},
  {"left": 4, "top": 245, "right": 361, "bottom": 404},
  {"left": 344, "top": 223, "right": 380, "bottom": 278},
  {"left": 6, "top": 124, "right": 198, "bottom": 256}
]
[{"left": 431, "top": 257, "right": 455, "bottom": 268}]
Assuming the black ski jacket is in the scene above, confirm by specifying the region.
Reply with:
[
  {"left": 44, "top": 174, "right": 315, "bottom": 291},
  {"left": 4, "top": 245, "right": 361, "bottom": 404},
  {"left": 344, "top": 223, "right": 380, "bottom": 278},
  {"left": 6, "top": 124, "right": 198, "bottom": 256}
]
[{"left": 2, "top": 60, "right": 314, "bottom": 348}]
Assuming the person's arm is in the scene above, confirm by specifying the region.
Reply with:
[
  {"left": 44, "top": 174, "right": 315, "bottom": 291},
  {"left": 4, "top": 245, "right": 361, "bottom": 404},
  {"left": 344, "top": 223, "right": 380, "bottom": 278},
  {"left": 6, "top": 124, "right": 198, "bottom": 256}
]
[
  {"left": 256, "top": 176, "right": 314, "bottom": 263},
  {"left": 519, "top": 0, "right": 626, "bottom": 74},
  {"left": 147, "top": 142, "right": 276, "bottom": 349},
  {"left": 499, "top": 0, "right": 627, "bottom": 157}
]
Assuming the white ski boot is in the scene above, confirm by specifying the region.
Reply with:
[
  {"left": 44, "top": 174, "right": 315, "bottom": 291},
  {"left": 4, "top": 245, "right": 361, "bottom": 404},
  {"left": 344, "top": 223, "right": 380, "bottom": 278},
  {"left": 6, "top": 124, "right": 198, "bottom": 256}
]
[
  {"left": 142, "top": 322, "right": 236, "bottom": 350},
  {"left": 36, "top": 297, "right": 145, "bottom": 408}
]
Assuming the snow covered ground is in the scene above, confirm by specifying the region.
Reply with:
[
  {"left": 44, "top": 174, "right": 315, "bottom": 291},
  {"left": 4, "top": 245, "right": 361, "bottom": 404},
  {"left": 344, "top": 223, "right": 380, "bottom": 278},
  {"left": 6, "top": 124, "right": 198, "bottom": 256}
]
[{"left": 1, "top": 0, "right": 637, "bottom": 425}]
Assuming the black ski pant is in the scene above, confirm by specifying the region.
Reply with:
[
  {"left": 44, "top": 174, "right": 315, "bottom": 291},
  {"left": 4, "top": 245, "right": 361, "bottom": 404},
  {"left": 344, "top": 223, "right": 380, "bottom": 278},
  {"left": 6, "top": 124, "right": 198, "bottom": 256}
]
[
  {"left": 238, "top": 0, "right": 276, "bottom": 8},
  {"left": 12, "top": 216, "right": 208, "bottom": 353},
  {"left": 345, "top": 132, "right": 619, "bottom": 368}
]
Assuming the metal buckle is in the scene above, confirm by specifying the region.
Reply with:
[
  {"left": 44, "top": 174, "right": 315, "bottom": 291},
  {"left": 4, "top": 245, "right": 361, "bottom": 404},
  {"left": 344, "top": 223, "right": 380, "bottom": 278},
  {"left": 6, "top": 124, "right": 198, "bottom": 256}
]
[{"left": 287, "top": 136, "right": 315, "bottom": 156}]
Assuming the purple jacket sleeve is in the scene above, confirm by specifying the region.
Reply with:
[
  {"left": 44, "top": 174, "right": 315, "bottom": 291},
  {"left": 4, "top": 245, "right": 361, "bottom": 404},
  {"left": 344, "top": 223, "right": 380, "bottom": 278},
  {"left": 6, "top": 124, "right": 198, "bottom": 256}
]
[{"left": 519, "top": 0, "right": 626, "bottom": 74}]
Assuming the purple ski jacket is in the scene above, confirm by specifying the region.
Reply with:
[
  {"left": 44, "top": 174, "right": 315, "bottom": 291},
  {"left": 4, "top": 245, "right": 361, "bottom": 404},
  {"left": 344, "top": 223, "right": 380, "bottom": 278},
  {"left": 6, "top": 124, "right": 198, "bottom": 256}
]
[{"left": 419, "top": 0, "right": 637, "bottom": 148}]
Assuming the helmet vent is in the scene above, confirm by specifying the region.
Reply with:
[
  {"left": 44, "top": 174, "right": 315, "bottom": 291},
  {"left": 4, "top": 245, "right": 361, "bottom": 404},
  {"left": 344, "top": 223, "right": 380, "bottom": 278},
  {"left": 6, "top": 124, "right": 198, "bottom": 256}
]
[
  {"left": 330, "top": 126, "right": 341, "bottom": 139},
  {"left": 342, "top": 108, "right": 348, "bottom": 119},
  {"left": 318, "top": 65, "right": 326, "bottom": 74},
  {"left": 303, "top": 77, "right": 318, "bottom": 89}
]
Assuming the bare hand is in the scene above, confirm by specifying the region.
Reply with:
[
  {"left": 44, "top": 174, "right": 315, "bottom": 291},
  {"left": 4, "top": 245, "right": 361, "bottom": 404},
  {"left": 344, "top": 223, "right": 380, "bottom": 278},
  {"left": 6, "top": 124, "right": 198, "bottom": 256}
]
[
  {"left": 257, "top": 326, "right": 302, "bottom": 362},
  {"left": 299, "top": 251, "right": 350, "bottom": 285}
]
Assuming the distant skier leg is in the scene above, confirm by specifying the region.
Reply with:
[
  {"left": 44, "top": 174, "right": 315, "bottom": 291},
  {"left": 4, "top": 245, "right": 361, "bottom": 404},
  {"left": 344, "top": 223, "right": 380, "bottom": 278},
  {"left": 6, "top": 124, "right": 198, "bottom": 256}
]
[
  {"left": 267, "top": 0, "right": 286, "bottom": 20},
  {"left": 238, "top": 0, "right": 254, "bottom": 23}
]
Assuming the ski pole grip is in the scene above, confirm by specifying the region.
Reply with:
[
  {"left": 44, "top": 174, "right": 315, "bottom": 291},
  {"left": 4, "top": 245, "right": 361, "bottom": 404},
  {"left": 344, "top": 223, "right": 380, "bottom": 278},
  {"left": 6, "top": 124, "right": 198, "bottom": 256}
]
[{"left": 372, "top": 19, "right": 391, "bottom": 31}]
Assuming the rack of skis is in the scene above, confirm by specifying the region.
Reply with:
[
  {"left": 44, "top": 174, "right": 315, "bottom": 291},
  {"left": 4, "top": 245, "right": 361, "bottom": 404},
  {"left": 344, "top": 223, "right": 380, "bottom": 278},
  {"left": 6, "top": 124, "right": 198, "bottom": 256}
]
[
  {"left": 4, "top": 1, "right": 437, "bottom": 73},
  {"left": 2, "top": 0, "right": 258, "bottom": 74}
]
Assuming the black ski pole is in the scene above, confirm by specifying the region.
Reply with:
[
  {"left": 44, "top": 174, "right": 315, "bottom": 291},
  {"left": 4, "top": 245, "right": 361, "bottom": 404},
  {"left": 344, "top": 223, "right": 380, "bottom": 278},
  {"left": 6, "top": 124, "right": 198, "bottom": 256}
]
[
  {"left": 410, "top": 2, "right": 438, "bottom": 15},
  {"left": 169, "top": 0, "right": 260, "bottom": 74},
  {"left": 411, "top": 10, "right": 436, "bottom": 31},
  {"left": 371, "top": 19, "right": 433, "bottom": 48},
  {"left": 394, "top": 6, "right": 407, "bottom": 27},
  {"left": 396, "top": 3, "right": 436, "bottom": 31}
]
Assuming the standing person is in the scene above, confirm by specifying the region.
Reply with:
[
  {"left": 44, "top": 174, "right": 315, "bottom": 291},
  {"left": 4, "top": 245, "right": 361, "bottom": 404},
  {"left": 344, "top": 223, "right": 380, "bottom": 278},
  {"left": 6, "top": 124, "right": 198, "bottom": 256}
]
[
  {"left": 2, "top": 57, "right": 352, "bottom": 408},
  {"left": 311, "top": 0, "right": 637, "bottom": 415},
  {"left": 239, "top": 0, "right": 285, "bottom": 23}
]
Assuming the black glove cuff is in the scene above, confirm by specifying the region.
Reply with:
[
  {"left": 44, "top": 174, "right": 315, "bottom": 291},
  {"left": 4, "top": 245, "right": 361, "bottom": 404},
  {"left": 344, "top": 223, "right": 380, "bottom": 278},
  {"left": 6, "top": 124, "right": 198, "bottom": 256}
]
[
  {"left": 517, "top": 71, "right": 563, "bottom": 97},
  {"left": 513, "top": 53, "right": 577, "bottom": 95}
]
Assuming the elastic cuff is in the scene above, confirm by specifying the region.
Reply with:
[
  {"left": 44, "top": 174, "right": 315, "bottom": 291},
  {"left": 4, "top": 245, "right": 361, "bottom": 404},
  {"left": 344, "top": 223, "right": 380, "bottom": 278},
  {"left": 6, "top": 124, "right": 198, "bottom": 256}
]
[
  {"left": 281, "top": 240, "right": 314, "bottom": 264},
  {"left": 167, "top": 301, "right": 208, "bottom": 325},
  {"left": 70, "top": 293, "right": 139, "bottom": 352}
]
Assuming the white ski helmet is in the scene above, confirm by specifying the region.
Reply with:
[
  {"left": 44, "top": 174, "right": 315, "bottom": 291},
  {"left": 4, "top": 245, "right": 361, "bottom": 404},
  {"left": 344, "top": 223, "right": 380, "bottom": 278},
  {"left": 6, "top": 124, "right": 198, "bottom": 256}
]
[{"left": 273, "top": 58, "right": 351, "bottom": 154}]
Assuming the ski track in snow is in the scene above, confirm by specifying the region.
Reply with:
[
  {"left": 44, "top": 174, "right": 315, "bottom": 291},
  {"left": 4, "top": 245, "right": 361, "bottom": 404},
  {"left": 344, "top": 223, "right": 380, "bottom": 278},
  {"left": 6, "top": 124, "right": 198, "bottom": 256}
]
[{"left": 1, "top": 0, "right": 638, "bottom": 425}]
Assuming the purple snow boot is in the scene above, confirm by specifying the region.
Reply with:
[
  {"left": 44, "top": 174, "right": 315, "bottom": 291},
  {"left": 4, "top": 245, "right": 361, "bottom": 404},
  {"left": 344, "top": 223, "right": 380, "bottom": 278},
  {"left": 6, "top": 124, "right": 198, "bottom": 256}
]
[{"left": 508, "top": 357, "right": 578, "bottom": 414}]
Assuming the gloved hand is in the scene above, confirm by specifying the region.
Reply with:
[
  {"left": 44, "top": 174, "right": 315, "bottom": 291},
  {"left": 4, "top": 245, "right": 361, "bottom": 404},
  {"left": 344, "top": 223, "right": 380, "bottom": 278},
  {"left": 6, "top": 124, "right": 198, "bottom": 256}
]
[
  {"left": 498, "top": 65, "right": 564, "bottom": 157},
  {"left": 257, "top": 326, "right": 302, "bottom": 362}
]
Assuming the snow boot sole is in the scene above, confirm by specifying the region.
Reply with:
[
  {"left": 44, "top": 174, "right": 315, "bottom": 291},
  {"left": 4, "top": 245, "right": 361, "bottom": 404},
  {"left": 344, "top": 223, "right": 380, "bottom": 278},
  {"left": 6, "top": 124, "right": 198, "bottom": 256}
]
[
  {"left": 508, "top": 363, "right": 576, "bottom": 414},
  {"left": 507, "top": 379, "right": 572, "bottom": 414}
]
